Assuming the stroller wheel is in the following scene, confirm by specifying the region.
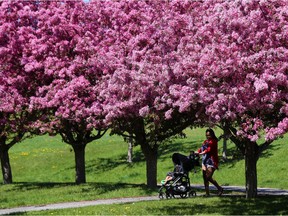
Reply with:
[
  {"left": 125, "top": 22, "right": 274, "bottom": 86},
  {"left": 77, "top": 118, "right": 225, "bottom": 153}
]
[
  {"left": 159, "top": 191, "right": 165, "bottom": 199},
  {"left": 158, "top": 187, "right": 165, "bottom": 200},
  {"left": 188, "top": 190, "right": 197, "bottom": 197},
  {"left": 180, "top": 193, "right": 187, "bottom": 198},
  {"left": 166, "top": 192, "right": 173, "bottom": 199}
]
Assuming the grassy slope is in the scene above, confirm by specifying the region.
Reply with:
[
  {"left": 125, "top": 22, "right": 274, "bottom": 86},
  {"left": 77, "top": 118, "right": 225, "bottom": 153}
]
[{"left": 1, "top": 128, "right": 287, "bottom": 209}]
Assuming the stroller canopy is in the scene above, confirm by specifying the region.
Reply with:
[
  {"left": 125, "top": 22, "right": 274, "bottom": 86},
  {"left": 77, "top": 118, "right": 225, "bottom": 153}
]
[{"left": 172, "top": 152, "right": 200, "bottom": 173}]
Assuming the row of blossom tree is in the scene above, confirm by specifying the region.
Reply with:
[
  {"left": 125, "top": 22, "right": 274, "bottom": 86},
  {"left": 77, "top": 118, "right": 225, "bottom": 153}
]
[{"left": 0, "top": 0, "right": 287, "bottom": 198}]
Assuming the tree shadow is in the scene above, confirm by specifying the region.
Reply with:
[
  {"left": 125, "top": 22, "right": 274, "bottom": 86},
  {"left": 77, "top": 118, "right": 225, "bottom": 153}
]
[
  {"left": 85, "top": 139, "right": 199, "bottom": 172},
  {"left": 5, "top": 182, "right": 76, "bottom": 192},
  {"left": 127, "top": 139, "right": 199, "bottom": 163},
  {"left": 86, "top": 157, "right": 126, "bottom": 174},
  {"left": 123, "top": 149, "right": 145, "bottom": 163},
  {"left": 85, "top": 151, "right": 145, "bottom": 174},
  {"left": 4, "top": 181, "right": 155, "bottom": 195},
  {"left": 6, "top": 195, "right": 288, "bottom": 215},
  {"left": 259, "top": 142, "right": 281, "bottom": 159},
  {"left": 220, "top": 141, "right": 281, "bottom": 169},
  {"left": 219, "top": 147, "right": 244, "bottom": 169},
  {"left": 145, "top": 196, "right": 288, "bottom": 215}
]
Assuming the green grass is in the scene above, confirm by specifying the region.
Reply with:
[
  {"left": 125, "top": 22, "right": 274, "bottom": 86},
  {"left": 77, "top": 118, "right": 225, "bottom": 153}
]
[
  {"left": 1, "top": 128, "right": 287, "bottom": 214},
  {"left": 23, "top": 196, "right": 288, "bottom": 215}
]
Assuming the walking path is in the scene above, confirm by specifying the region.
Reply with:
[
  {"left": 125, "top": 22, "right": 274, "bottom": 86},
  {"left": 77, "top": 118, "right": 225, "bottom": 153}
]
[
  {"left": 191, "top": 184, "right": 288, "bottom": 196},
  {"left": 1, "top": 185, "right": 288, "bottom": 215},
  {"left": 0, "top": 196, "right": 159, "bottom": 215}
]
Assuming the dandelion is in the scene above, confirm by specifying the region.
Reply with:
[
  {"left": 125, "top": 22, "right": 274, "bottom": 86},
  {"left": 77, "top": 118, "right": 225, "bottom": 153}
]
[{"left": 20, "top": 152, "right": 29, "bottom": 156}]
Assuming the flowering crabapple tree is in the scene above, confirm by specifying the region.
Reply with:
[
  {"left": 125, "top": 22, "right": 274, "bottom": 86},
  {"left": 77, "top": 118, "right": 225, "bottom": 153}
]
[
  {"left": 0, "top": 1, "right": 45, "bottom": 184},
  {"left": 27, "top": 1, "right": 108, "bottom": 184},
  {"left": 167, "top": 0, "right": 288, "bottom": 198},
  {"left": 88, "top": 0, "right": 203, "bottom": 188},
  {"left": 0, "top": 83, "right": 27, "bottom": 184}
]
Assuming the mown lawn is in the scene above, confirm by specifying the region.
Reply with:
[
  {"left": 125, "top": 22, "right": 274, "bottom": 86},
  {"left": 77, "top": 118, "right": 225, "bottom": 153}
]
[
  {"left": 1, "top": 128, "right": 287, "bottom": 214},
  {"left": 23, "top": 196, "right": 288, "bottom": 215}
]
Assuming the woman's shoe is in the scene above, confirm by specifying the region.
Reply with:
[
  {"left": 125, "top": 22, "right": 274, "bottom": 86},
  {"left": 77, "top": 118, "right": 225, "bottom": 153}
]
[{"left": 218, "top": 187, "right": 224, "bottom": 196}]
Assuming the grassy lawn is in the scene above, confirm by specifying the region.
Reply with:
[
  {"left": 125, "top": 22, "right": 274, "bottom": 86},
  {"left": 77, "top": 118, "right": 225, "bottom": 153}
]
[
  {"left": 1, "top": 128, "right": 287, "bottom": 214},
  {"left": 22, "top": 196, "right": 288, "bottom": 215}
]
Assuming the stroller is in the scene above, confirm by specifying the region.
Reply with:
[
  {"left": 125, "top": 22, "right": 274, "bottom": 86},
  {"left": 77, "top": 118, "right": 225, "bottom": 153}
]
[{"left": 159, "top": 151, "right": 200, "bottom": 199}]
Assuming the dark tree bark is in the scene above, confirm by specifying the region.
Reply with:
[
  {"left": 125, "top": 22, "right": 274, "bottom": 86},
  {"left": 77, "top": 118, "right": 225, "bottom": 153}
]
[
  {"left": 60, "top": 124, "right": 107, "bottom": 184},
  {"left": 0, "top": 134, "right": 23, "bottom": 184},
  {"left": 132, "top": 118, "right": 158, "bottom": 188},
  {"left": 223, "top": 125, "right": 273, "bottom": 198},
  {"left": 141, "top": 143, "right": 158, "bottom": 189},
  {"left": 73, "top": 144, "right": 87, "bottom": 184},
  {"left": 245, "top": 141, "right": 258, "bottom": 198},
  {"left": 117, "top": 113, "right": 193, "bottom": 189},
  {"left": 0, "top": 144, "right": 12, "bottom": 184}
]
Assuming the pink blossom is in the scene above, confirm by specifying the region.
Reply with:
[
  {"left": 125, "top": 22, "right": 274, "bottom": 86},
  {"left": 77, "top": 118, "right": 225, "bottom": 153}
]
[
  {"left": 164, "top": 109, "right": 173, "bottom": 119},
  {"left": 254, "top": 78, "right": 269, "bottom": 93},
  {"left": 139, "top": 106, "right": 150, "bottom": 117}
]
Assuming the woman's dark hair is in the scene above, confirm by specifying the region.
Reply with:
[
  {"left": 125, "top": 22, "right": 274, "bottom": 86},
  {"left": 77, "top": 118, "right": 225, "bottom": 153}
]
[{"left": 206, "top": 128, "right": 218, "bottom": 141}]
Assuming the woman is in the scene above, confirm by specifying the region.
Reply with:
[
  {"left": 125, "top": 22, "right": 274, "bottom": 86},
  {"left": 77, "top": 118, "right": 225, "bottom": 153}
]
[{"left": 197, "top": 128, "right": 223, "bottom": 196}]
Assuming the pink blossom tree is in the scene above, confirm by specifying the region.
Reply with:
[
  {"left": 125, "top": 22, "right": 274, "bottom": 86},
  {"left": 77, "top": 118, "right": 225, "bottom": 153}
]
[
  {"left": 167, "top": 0, "right": 288, "bottom": 198},
  {"left": 86, "top": 0, "right": 204, "bottom": 188},
  {"left": 0, "top": 1, "right": 44, "bottom": 184},
  {"left": 26, "top": 1, "right": 108, "bottom": 184},
  {"left": 2, "top": 0, "right": 286, "bottom": 196}
]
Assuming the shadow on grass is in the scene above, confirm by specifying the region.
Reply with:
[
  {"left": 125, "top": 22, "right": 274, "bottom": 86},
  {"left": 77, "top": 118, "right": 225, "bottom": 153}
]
[
  {"left": 6, "top": 181, "right": 156, "bottom": 195},
  {"left": 85, "top": 139, "right": 199, "bottom": 174},
  {"left": 85, "top": 152, "right": 145, "bottom": 175},
  {"left": 260, "top": 142, "right": 281, "bottom": 158},
  {"left": 3, "top": 182, "right": 76, "bottom": 192},
  {"left": 6, "top": 194, "right": 288, "bottom": 215},
  {"left": 220, "top": 142, "right": 281, "bottom": 169},
  {"left": 146, "top": 196, "right": 288, "bottom": 215}
]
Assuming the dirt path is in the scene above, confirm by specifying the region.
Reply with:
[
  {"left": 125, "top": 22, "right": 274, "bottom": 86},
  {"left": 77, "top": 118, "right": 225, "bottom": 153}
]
[{"left": 1, "top": 185, "right": 288, "bottom": 215}]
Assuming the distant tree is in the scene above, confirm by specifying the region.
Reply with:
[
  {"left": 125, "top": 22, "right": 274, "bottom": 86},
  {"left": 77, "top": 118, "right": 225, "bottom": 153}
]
[{"left": 126, "top": 136, "right": 133, "bottom": 163}]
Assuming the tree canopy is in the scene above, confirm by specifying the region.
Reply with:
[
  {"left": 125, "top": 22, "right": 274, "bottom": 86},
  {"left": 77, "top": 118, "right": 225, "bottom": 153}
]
[{"left": 0, "top": 0, "right": 287, "bottom": 197}]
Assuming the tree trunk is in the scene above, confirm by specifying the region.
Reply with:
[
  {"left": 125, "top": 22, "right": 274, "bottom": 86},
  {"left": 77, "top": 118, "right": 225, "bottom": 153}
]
[
  {"left": 72, "top": 144, "right": 86, "bottom": 184},
  {"left": 245, "top": 141, "right": 258, "bottom": 198},
  {"left": 141, "top": 143, "right": 158, "bottom": 189},
  {"left": 0, "top": 145, "right": 12, "bottom": 184},
  {"left": 127, "top": 137, "right": 133, "bottom": 163}
]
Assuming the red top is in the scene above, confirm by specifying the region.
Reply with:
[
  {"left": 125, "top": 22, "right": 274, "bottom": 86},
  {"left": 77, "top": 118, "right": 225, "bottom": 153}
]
[{"left": 198, "top": 138, "right": 219, "bottom": 169}]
